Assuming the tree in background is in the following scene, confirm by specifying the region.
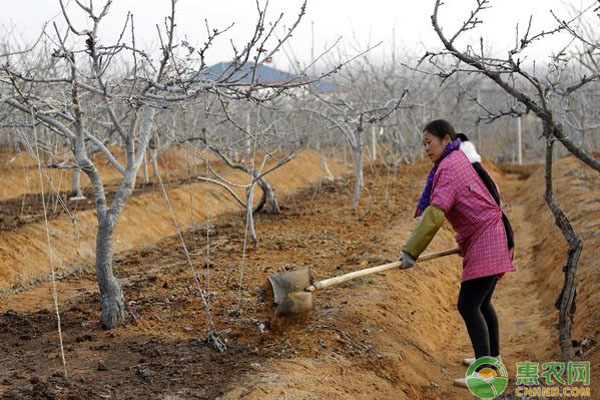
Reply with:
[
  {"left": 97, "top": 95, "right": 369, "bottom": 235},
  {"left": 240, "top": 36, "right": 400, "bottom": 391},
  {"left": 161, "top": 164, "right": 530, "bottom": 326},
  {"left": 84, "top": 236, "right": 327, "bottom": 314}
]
[
  {"left": 426, "top": 0, "right": 600, "bottom": 361},
  {"left": 0, "top": 0, "right": 311, "bottom": 330}
]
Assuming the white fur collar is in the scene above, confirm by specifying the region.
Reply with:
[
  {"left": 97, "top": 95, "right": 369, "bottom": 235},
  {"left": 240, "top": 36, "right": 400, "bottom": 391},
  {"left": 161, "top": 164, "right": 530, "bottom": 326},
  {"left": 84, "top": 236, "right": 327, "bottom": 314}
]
[{"left": 460, "top": 141, "right": 482, "bottom": 164}]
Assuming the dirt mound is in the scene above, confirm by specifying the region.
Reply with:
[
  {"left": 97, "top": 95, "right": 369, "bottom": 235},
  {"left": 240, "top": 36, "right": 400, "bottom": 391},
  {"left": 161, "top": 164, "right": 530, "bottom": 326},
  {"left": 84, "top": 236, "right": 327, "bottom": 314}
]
[
  {"left": 217, "top": 155, "right": 600, "bottom": 399},
  {"left": 0, "top": 152, "right": 598, "bottom": 399},
  {"left": 0, "top": 163, "right": 468, "bottom": 399},
  {"left": 514, "top": 155, "right": 600, "bottom": 361},
  {"left": 0, "top": 145, "right": 213, "bottom": 202},
  {"left": 482, "top": 159, "right": 540, "bottom": 182},
  {"left": 0, "top": 150, "right": 348, "bottom": 292}
]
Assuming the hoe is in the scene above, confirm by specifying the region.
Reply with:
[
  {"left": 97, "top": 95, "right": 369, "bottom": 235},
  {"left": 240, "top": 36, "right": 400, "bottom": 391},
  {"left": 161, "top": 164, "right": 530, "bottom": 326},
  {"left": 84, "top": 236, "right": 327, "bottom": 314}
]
[{"left": 267, "top": 247, "right": 460, "bottom": 316}]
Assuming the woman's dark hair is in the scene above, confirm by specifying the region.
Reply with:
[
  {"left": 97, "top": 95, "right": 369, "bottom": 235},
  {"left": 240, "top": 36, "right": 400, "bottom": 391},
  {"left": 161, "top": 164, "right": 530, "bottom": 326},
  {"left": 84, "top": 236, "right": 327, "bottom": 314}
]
[
  {"left": 423, "top": 119, "right": 457, "bottom": 141},
  {"left": 456, "top": 133, "right": 470, "bottom": 142}
]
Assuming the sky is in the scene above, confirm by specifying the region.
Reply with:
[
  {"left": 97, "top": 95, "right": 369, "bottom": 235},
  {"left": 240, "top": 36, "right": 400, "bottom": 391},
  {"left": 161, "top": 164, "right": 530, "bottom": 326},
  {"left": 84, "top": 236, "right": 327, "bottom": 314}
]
[{"left": 1, "top": 0, "right": 595, "bottom": 72}]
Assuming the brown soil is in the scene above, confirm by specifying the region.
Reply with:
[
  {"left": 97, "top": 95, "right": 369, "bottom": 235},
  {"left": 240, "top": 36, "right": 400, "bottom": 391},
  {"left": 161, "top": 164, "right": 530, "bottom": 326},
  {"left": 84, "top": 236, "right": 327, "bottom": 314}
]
[
  {"left": 0, "top": 150, "right": 346, "bottom": 293},
  {"left": 0, "top": 178, "right": 196, "bottom": 232},
  {"left": 0, "top": 153, "right": 598, "bottom": 399},
  {"left": 0, "top": 146, "right": 210, "bottom": 202}
]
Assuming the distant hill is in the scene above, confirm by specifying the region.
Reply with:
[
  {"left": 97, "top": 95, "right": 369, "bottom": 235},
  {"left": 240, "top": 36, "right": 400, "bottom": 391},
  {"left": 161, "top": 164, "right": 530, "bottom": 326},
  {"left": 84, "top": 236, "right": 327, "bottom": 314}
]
[{"left": 201, "top": 61, "right": 339, "bottom": 93}]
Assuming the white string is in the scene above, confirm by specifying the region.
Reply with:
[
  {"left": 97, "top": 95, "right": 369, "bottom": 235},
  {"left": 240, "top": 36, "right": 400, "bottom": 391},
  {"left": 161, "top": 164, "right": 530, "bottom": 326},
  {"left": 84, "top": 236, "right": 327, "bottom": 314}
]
[
  {"left": 201, "top": 100, "right": 213, "bottom": 317},
  {"left": 153, "top": 156, "right": 226, "bottom": 351},
  {"left": 19, "top": 117, "right": 68, "bottom": 377},
  {"left": 235, "top": 103, "right": 262, "bottom": 314},
  {"left": 14, "top": 132, "right": 82, "bottom": 264}
]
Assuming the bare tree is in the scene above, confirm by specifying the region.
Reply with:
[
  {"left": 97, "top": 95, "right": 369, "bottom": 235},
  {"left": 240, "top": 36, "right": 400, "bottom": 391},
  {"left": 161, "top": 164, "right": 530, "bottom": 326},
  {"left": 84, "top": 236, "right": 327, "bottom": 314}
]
[
  {"left": 292, "top": 50, "right": 410, "bottom": 209},
  {"left": 425, "top": 0, "right": 600, "bottom": 360},
  {"left": 1, "top": 0, "right": 313, "bottom": 329}
]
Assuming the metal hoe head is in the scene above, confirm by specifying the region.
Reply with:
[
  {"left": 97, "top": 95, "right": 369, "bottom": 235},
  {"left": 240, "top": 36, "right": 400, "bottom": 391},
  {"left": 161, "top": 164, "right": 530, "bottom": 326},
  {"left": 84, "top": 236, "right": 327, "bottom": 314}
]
[
  {"left": 264, "top": 247, "right": 460, "bottom": 317},
  {"left": 267, "top": 268, "right": 314, "bottom": 316}
]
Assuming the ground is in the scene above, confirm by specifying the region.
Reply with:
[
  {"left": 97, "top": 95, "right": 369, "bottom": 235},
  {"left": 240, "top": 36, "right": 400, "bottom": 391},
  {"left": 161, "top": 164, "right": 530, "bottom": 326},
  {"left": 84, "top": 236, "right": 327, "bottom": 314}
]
[{"left": 0, "top": 149, "right": 598, "bottom": 399}]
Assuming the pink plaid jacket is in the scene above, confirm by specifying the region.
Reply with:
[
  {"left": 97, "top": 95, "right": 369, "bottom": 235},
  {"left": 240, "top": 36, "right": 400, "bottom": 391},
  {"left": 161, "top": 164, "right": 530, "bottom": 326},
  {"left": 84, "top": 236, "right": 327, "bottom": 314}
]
[{"left": 430, "top": 151, "right": 517, "bottom": 282}]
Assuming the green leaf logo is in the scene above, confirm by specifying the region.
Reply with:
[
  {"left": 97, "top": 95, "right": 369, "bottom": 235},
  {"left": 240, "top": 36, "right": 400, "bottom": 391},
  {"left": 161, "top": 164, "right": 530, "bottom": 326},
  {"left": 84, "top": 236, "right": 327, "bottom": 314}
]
[{"left": 465, "top": 357, "right": 509, "bottom": 399}]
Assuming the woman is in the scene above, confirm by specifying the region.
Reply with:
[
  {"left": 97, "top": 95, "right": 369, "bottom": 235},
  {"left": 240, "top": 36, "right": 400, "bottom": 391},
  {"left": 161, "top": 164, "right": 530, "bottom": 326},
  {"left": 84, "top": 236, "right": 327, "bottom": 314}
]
[{"left": 398, "top": 119, "right": 517, "bottom": 388}]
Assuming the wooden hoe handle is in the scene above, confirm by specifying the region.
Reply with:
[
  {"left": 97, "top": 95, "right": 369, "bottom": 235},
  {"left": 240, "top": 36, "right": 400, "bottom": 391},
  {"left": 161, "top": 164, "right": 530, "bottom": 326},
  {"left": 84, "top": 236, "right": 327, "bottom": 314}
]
[{"left": 306, "top": 247, "right": 460, "bottom": 292}]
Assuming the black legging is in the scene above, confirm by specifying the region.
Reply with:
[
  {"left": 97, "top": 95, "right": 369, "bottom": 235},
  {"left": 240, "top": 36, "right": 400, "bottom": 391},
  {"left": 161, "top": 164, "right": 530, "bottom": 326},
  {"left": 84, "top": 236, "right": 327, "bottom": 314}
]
[{"left": 457, "top": 275, "right": 500, "bottom": 359}]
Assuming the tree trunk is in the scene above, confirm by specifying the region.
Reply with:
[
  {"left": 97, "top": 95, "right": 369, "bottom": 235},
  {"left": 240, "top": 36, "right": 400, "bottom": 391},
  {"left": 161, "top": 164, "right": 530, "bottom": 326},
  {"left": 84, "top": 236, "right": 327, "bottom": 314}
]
[
  {"left": 89, "top": 106, "right": 155, "bottom": 329},
  {"left": 96, "top": 216, "right": 125, "bottom": 329},
  {"left": 149, "top": 130, "right": 159, "bottom": 179},
  {"left": 246, "top": 184, "right": 258, "bottom": 248},
  {"left": 543, "top": 127, "right": 584, "bottom": 361},
  {"left": 579, "top": 102, "right": 586, "bottom": 151},
  {"left": 370, "top": 126, "right": 378, "bottom": 161},
  {"left": 70, "top": 167, "right": 85, "bottom": 200},
  {"left": 254, "top": 177, "right": 279, "bottom": 214},
  {"left": 352, "top": 123, "right": 364, "bottom": 210},
  {"left": 150, "top": 151, "right": 159, "bottom": 179},
  {"left": 142, "top": 151, "right": 149, "bottom": 184}
]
